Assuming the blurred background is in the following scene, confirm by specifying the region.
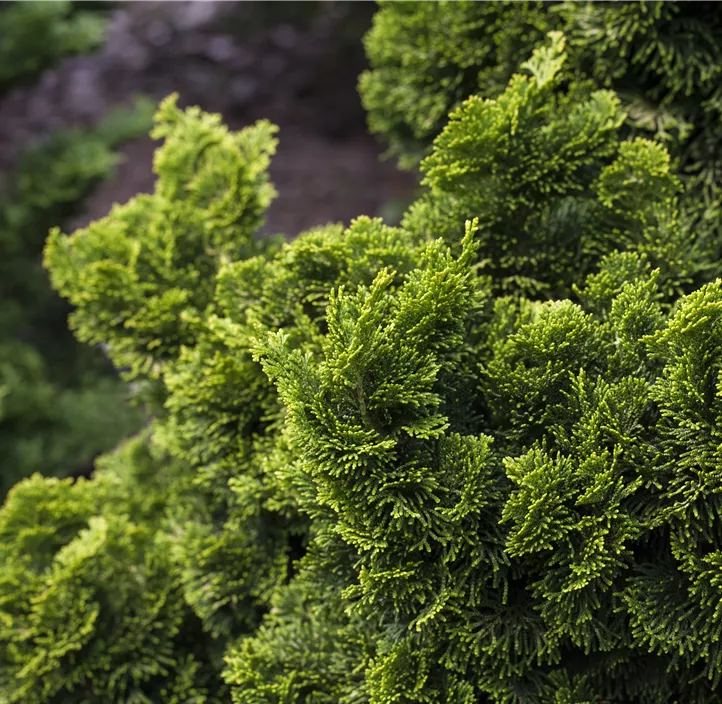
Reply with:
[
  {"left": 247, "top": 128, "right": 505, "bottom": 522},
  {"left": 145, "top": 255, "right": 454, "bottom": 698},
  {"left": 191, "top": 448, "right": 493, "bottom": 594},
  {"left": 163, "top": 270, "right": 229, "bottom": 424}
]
[
  {"left": 0, "top": 0, "right": 416, "bottom": 499},
  {"left": 0, "top": 1, "right": 417, "bottom": 234}
]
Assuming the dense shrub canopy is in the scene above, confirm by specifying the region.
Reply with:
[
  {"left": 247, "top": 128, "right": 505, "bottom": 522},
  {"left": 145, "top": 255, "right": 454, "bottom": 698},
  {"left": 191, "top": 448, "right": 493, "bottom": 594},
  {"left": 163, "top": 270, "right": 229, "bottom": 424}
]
[
  {"left": 361, "top": 0, "right": 722, "bottom": 196},
  {"left": 2, "top": 8, "right": 722, "bottom": 704},
  {"left": 399, "top": 33, "right": 719, "bottom": 300}
]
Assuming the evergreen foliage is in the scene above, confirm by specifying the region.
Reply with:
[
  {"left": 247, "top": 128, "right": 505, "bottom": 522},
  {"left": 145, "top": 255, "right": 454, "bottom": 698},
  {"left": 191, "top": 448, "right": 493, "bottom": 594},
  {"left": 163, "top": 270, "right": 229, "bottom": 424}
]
[
  {"left": 2, "top": 11, "right": 722, "bottom": 704},
  {"left": 0, "top": 1, "right": 106, "bottom": 90},
  {"left": 0, "top": 434, "right": 227, "bottom": 704},
  {"left": 360, "top": 0, "right": 722, "bottom": 208},
  {"left": 0, "top": 99, "right": 153, "bottom": 497},
  {"left": 360, "top": 1, "right": 552, "bottom": 170},
  {"left": 398, "top": 32, "right": 718, "bottom": 299}
]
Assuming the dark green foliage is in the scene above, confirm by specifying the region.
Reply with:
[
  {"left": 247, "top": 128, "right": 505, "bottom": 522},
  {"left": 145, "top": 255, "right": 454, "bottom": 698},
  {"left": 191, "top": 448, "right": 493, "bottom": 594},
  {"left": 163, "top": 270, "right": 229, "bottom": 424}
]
[
  {"left": 0, "top": 341, "right": 139, "bottom": 494},
  {"left": 0, "top": 1, "right": 106, "bottom": 90},
  {"left": 359, "top": 1, "right": 553, "bottom": 169},
  {"left": 361, "top": 0, "right": 722, "bottom": 198},
  {"left": 248, "top": 240, "right": 722, "bottom": 703},
  {"left": 0, "top": 100, "right": 153, "bottom": 497},
  {"left": 400, "top": 33, "right": 717, "bottom": 299},
  {"left": 224, "top": 577, "right": 373, "bottom": 704},
  {"left": 4, "top": 7, "right": 722, "bottom": 703}
]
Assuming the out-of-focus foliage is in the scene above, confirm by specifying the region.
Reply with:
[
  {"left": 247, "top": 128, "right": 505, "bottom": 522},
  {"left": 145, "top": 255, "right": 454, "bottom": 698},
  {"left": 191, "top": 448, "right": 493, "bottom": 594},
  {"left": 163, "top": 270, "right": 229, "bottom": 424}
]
[
  {"left": 0, "top": 88, "right": 153, "bottom": 496},
  {"left": 0, "top": 1, "right": 106, "bottom": 90}
]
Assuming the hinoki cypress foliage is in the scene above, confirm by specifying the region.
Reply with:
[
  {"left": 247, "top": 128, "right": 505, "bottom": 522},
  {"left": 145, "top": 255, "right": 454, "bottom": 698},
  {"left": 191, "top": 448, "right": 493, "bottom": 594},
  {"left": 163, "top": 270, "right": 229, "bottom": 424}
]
[
  {"left": 0, "top": 434, "right": 226, "bottom": 703},
  {"left": 359, "top": 0, "right": 722, "bottom": 291},
  {"left": 0, "top": 41, "right": 152, "bottom": 495},
  {"left": 399, "top": 33, "right": 717, "bottom": 300},
  {"left": 360, "top": 0, "right": 722, "bottom": 195},
  {"left": 1, "top": 23, "right": 721, "bottom": 704}
]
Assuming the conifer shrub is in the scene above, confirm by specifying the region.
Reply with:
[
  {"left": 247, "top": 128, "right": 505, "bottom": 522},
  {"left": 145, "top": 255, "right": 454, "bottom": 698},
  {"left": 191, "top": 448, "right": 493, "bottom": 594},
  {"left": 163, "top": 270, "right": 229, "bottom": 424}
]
[{"left": 1, "top": 24, "right": 721, "bottom": 704}]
